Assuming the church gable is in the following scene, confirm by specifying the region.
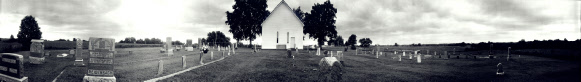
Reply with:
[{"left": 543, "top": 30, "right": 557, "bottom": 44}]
[{"left": 261, "top": 0, "right": 303, "bottom": 26}]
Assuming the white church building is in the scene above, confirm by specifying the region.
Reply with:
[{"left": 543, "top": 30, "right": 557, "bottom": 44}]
[{"left": 261, "top": 0, "right": 314, "bottom": 49}]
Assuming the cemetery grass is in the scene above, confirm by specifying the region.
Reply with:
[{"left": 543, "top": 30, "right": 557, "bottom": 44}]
[
  {"left": 52, "top": 47, "right": 228, "bottom": 81},
  {"left": 161, "top": 46, "right": 579, "bottom": 82},
  {"left": 12, "top": 50, "right": 75, "bottom": 82}
]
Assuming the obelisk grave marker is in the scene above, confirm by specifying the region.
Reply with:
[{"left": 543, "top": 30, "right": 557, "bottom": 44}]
[
  {"left": 166, "top": 37, "right": 173, "bottom": 56},
  {"left": 75, "top": 39, "right": 84, "bottom": 66},
  {"left": 29, "top": 39, "right": 45, "bottom": 64},
  {"left": 83, "top": 37, "right": 116, "bottom": 82}
]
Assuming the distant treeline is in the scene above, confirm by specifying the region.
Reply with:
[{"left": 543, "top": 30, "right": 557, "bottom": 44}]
[
  {"left": 418, "top": 39, "right": 581, "bottom": 50},
  {"left": 462, "top": 39, "right": 580, "bottom": 50},
  {"left": 119, "top": 37, "right": 184, "bottom": 45}
]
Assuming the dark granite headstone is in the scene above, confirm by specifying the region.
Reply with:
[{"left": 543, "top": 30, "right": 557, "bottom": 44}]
[{"left": 0, "top": 53, "right": 24, "bottom": 78}]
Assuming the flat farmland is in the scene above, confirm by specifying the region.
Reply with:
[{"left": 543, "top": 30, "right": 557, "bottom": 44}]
[{"left": 159, "top": 46, "right": 580, "bottom": 82}]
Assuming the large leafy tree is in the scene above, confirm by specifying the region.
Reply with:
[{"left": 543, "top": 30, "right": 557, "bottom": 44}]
[
  {"left": 293, "top": 7, "right": 305, "bottom": 21},
  {"left": 359, "top": 38, "right": 372, "bottom": 47},
  {"left": 206, "top": 31, "right": 231, "bottom": 47},
  {"left": 225, "top": 0, "right": 270, "bottom": 46},
  {"left": 17, "top": 15, "right": 42, "bottom": 51},
  {"left": 334, "top": 35, "right": 344, "bottom": 46},
  {"left": 345, "top": 34, "right": 357, "bottom": 46},
  {"left": 303, "top": 0, "right": 337, "bottom": 49}
]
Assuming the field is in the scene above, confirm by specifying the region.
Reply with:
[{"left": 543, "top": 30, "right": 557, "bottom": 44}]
[{"left": 10, "top": 46, "right": 580, "bottom": 81}]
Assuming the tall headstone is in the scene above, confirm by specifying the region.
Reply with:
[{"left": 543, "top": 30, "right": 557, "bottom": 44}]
[
  {"left": 0, "top": 53, "right": 28, "bottom": 82},
  {"left": 29, "top": 39, "right": 45, "bottom": 64},
  {"left": 186, "top": 39, "right": 192, "bottom": 46},
  {"left": 403, "top": 52, "right": 406, "bottom": 56},
  {"left": 489, "top": 44, "right": 494, "bottom": 59},
  {"left": 317, "top": 48, "right": 321, "bottom": 56},
  {"left": 157, "top": 60, "right": 163, "bottom": 75},
  {"left": 166, "top": 37, "right": 173, "bottom": 56},
  {"left": 417, "top": 54, "right": 421, "bottom": 63},
  {"left": 507, "top": 47, "right": 511, "bottom": 61},
  {"left": 197, "top": 38, "right": 201, "bottom": 49},
  {"left": 453, "top": 48, "right": 456, "bottom": 55},
  {"left": 83, "top": 37, "right": 116, "bottom": 82},
  {"left": 75, "top": 39, "right": 85, "bottom": 66},
  {"left": 398, "top": 55, "right": 402, "bottom": 61},
  {"left": 182, "top": 56, "right": 186, "bottom": 68}
]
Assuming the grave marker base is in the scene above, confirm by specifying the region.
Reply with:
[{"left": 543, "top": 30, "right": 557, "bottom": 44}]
[
  {"left": 0, "top": 74, "right": 28, "bottom": 82},
  {"left": 29, "top": 57, "right": 45, "bottom": 64},
  {"left": 83, "top": 75, "right": 116, "bottom": 82},
  {"left": 75, "top": 59, "right": 85, "bottom": 66}
]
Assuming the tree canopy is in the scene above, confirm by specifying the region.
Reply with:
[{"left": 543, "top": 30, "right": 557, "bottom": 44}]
[
  {"left": 359, "top": 38, "right": 372, "bottom": 47},
  {"left": 206, "top": 31, "right": 231, "bottom": 47},
  {"left": 226, "top": 0, "right": 270, "bottom": 46},
  {"left": 345, "top": 34, "right": 357, "bottom": 46},
  {"left": 17, "top": 15, "right": 42, "bottom": 50},
  {"left": 303, "top": 0, "right": 337, "bottom": 47}
]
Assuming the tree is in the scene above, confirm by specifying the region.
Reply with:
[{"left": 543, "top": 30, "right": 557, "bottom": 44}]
[
  {"left": 345, "top": 34, "right": 357, "bottom": 46},
  {"left": 226, "top": 0, "right": 270, "bottom": 46},
  {"left": 327, "top": 37, "right": 336, "bottom": 46},
  {"left": 303, "top": 0, "right": 338, "bottom": 49},
  {"left": 358, "top": 38, "right": 372, "bottom": 47},
  {"left": 17, "top": 15, "right": 42, "bottom": 50},
  {"left": 335, "top": 36, "right": 344, "bottom": 46},
  {"left": 136, "top": 39, "right": 144, "bottom": 44},
  {"left": 206, "top": 31, "right": 231, "bottom": 47},
  {"left": 394, "top": 43, "right": 398, "bottom": 46},
  {"left": 144, "top": 38, "right": 151, "bottom": 44},
  {"left": 73, "top": 38, "right": 77, "bottom": 41},
  {"left": 293, "top": 7, "right": 305, "bottom": 21},
  {"left": 8, "top": 34, "right": 17, "bottom": 42}
]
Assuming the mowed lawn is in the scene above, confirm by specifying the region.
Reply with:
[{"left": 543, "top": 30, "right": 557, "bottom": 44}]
[
  {"left": 53, "top": 47, "right": 239, "bottom": 81},
  {"left": 160, "top": 46, "right": 580, "bottom": 82}
]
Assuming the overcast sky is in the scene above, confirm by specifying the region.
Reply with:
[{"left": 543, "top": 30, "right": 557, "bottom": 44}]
[{"left": 0, "top": 0, "right": 579, "bottom": 45}]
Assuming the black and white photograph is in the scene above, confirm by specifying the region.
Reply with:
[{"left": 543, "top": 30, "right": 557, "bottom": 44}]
[{"left": 0, "top": 0, "right": 580, "bottom": 81}]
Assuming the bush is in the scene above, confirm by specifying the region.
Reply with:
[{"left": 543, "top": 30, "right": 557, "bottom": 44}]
[{"left": 0, "top": 42, "right": 22, "bottom": 53}]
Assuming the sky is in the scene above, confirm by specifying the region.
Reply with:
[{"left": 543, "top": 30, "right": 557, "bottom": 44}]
[{"left": 0, "top": 0, "right": 579, "bottom": 45}]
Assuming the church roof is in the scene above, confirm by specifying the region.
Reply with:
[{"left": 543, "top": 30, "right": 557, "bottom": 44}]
[{"left": 261, "top": 0, "right": 304, "bottom": 26}]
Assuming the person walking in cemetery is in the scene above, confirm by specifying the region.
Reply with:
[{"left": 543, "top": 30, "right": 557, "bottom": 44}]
[{"left": 200, "top": 45, "right": 209, "bottom": 64}]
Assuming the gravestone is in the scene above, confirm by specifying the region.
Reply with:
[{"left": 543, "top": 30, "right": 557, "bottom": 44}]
[
  {"left": 182, "top": 56, "right": 186, "bottom": 68},
  {"left": 394, "top": 51, "right": 397, "bottom": 55},
  {"left": 489, "top": 44, "right": 494, "bottom": 59},
  {"left": 0, "top": 53, "right": 28, "bottom": 82},
  {"left": 496, "top": 63, "right": 504, "bottom": 75},
  {"left": 507, "top": 47, "right": 511, "bottom": 61},
  {"left": 453, "top": 48, "right": 456, "bottom": 55},
  {"left": 317, "top": 48, "right": 321, "bottom": 56},
  {"left": 157, "top": 60, "right": 163, "bottom": 75},
  {"left": 336, "top": 51, "right": 343, "bottom": 62},
  {"left": 417, "top": 54, "right": 421, "bottom": 63},
  {"left": 29, "top": 39, "right": 45, "bottom": 64},
  {"left": 185, "top": 47, "right": 194, "bottom": 51},
  {"left": 398, "top": 55, "right": 402, "bottom": 61},
  {"left": 75, "top": 39, "right": 85, "bottom": 66},
  {"left": 403, "top": 52, "right": 406, "bottom": 56},
  {"left": 318, "top": 57, "right": 343, "bottom": 82},
  {"left": 197, "top": 38, "right": 201, "bottom": 49},
  {"left": 166, "top": 37, "right": 173, "bottom": 56},
  {"left": 186, "top": 39, "right": 192, "bottom": 46},
  {"left": 83, "top": 37, "right": 116, "bottom": 82},
  {"left": 70, "top": 49, "right": 75, "bottom": 55}
]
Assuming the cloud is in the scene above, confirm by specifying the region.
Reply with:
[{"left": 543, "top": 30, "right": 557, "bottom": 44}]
[{"left": 0, "top": 0, "right": 577, "bottom": 45}]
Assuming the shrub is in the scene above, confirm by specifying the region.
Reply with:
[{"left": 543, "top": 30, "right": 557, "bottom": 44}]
[{"left": 0, "top": 42, "right": 22, "bottom": 53}]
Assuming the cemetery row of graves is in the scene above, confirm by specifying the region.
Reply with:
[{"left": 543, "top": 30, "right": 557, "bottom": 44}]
[
  {"left": 1, "top": 37, "right": 579, "bottom": 81},
  {"left": 0, "top": 37, "right": 244, "bottom": 82}
]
